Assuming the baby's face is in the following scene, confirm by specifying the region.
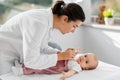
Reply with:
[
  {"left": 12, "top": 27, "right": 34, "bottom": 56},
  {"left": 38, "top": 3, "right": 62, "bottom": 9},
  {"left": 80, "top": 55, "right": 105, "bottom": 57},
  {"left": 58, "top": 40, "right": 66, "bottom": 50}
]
[{"left": 77, "top": 53, "right": 98, "bottom": 70}]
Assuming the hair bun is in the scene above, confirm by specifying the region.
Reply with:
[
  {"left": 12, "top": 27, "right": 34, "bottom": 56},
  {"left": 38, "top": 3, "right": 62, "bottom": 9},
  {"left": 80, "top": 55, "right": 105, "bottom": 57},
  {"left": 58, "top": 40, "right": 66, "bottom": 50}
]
[{"left": 52, "top": 1, "right": 65, "bottom": 14}]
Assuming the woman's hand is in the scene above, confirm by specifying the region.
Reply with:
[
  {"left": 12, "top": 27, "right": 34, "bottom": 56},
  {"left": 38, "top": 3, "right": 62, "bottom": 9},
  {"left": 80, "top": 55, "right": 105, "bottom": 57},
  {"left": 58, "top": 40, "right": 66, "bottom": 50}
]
[{"left": 57, "top": 48, "right": 80, "bottom": 60}]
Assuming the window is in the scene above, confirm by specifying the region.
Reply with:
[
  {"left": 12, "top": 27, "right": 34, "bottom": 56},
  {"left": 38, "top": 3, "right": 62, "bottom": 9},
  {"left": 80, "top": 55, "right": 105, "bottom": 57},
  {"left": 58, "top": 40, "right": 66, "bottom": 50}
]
[
  {"left": 0, "top": 0, "right": 53, "bottom": 24},
  {"left": 1, "top": 0, "right": 119, "bottom": 25},
  {"left": 91, "top": 0, "right": 120, "bottom": 25},
  {"left": 91, "top": 0, "right": 120, "bottom": 17}
]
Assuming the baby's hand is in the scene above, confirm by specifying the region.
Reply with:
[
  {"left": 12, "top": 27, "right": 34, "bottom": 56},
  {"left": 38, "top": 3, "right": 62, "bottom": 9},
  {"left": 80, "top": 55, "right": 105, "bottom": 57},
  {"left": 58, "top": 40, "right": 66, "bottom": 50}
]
[
  {"left": 75, "top": 48, "right": 80, "bottom": 54},
  {"left": 66, "top": 48, "right": 80, "bottom": 54}
]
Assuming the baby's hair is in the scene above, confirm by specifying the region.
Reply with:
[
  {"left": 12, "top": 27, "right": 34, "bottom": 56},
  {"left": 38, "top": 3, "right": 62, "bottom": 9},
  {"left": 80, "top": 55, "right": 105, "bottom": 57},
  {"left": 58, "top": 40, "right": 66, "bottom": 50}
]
[{"left": 88, "top": 53, "right": 98, "bottom": 70}]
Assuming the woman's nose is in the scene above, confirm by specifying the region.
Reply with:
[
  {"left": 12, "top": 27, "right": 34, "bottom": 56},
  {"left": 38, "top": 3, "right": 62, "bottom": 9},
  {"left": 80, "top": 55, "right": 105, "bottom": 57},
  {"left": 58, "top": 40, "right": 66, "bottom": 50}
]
[{"left": 71, "top": 28, "right": 75, "bottom": 33}]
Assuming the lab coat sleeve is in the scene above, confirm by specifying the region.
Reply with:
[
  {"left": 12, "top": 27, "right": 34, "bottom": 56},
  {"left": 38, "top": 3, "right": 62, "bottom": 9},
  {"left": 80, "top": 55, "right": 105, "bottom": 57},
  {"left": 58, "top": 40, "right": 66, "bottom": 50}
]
[
  {"left": 42, "top": 45, "right": 60, "bottom": 54},
  {"left": 20, "top": 12, "right": 58, "bottom": 69}
]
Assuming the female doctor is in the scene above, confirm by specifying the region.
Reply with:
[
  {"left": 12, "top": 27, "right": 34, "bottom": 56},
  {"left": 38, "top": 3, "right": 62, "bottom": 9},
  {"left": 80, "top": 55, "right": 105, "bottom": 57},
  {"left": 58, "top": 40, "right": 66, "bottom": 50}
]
[{"left": 0, "top": 1, "right": 85, "bottom": 75}]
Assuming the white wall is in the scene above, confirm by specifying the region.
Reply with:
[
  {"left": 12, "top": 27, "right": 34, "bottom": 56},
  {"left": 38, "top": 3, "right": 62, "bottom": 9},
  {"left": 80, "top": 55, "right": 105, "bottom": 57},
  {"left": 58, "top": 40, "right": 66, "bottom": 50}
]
[
  {"left": 82, "top": 26, "right": 120, "bottom": 67},
  {"left": 52, "top": 25, "right": 120, "bottom": 67},
  {"left": 51, "top": 27, "right": 84, "bottom": 51}
]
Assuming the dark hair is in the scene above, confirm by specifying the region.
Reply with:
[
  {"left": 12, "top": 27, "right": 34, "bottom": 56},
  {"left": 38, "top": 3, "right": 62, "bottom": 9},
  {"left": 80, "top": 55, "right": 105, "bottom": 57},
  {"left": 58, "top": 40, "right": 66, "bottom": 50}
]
[{"left": 52, "top": 1, "right": 85, "bottom": 22}]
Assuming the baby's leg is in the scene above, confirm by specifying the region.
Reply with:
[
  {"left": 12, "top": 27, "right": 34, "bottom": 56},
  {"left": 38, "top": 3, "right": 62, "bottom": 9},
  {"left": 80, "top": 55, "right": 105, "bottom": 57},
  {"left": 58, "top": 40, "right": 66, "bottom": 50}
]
[
  {"left": 22, "top": 65, "right": 38, "bottom": 75},
  {"left": 12, "top": 64, "right": 37, "bottom": 75}
]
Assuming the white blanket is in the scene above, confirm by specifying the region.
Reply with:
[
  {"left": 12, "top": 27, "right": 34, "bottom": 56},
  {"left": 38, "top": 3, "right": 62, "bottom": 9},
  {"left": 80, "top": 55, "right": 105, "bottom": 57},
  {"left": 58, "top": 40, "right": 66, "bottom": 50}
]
[{"left": 0, "top": 61, "right": 120, "bottom": 80}]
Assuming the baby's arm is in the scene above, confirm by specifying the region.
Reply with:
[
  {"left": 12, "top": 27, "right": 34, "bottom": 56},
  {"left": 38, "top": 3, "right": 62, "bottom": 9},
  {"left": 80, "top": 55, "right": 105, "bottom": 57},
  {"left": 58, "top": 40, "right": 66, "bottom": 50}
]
[{"left": 61, "top": 69, "right": 77, "bottom": 80}]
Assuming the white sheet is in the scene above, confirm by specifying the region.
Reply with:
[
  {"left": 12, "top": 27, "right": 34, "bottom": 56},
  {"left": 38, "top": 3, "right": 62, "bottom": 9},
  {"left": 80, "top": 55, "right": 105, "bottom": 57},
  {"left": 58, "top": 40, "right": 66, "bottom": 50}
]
[{"left": 0, "top": 61, "right": 120, "bottom": 80}]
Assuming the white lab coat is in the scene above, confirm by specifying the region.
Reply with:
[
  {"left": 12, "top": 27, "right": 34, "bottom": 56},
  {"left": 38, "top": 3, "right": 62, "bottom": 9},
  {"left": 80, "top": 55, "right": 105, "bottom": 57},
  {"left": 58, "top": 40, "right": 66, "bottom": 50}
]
[{"left": 0, "top": 8, "right": 59, "bottom": 74}]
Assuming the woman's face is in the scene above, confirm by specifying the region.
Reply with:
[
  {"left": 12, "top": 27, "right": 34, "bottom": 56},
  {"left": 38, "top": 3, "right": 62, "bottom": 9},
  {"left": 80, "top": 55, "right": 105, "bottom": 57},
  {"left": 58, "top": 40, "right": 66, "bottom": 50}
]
[{"left": 58, "top": 16, "right": 82, "bottom": 34}]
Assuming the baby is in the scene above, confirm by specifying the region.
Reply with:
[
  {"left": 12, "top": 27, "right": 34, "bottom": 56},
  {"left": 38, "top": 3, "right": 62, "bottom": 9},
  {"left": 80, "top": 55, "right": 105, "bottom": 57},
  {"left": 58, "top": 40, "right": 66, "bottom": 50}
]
[{"left": 12, "top": 53, "right": 98, "bottom": 80}]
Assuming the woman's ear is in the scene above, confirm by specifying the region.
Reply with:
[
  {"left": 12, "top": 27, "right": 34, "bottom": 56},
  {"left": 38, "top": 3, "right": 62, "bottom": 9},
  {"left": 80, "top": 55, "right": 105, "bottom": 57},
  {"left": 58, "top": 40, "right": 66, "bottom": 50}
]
[{"left": 61, "top": 15, "right": 68, "bottom": 23}]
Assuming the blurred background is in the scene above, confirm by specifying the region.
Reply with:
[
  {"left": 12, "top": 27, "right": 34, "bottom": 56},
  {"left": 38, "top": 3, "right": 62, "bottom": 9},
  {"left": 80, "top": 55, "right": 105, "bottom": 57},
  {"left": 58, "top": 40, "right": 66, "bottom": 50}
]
[
  {"left": 0, "top": 0, "right": 120, "bottom": 24},
  {"left": 0, "top": 0, "right": 54, "bottom": 24}
]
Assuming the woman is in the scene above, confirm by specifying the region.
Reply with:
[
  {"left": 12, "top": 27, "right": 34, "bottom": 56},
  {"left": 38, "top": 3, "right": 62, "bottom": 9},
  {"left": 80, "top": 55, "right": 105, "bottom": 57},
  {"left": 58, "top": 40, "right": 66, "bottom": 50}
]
[{"left": 0, "top": 1, "right": 85, "bottom": 75}]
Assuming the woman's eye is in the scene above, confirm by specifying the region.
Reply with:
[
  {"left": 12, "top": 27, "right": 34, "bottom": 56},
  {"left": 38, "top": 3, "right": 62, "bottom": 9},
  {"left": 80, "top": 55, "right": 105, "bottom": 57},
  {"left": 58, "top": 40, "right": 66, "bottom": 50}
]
[
  {"left": 73, "top": 25, "right": 75, "bottom": 28},
  {"left": 73, "top": 25, "right": 77, "bottom": 28},
  {"left": 76, "top": 25, "right": 78, "bottom": 27}
]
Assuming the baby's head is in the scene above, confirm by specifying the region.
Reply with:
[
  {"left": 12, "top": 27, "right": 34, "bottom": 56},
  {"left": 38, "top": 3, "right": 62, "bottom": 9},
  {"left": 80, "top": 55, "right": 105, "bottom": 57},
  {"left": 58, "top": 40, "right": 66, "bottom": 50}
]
[{"left": 77, "top": 53, "right": 98, "bottom": 70}]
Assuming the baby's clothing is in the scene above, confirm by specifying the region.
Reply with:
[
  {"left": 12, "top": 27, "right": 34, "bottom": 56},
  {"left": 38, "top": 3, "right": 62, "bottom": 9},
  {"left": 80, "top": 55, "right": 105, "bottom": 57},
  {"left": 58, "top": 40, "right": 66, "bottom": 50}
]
[
  {"left": 12, "top": 54, "right": 82, "bottom": 75},
  {"left": 12, "top": 60, "right": 82, "bottom": 75},
  {"left": 23, "top": 60, "right": 69, "bottom": 74}
]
